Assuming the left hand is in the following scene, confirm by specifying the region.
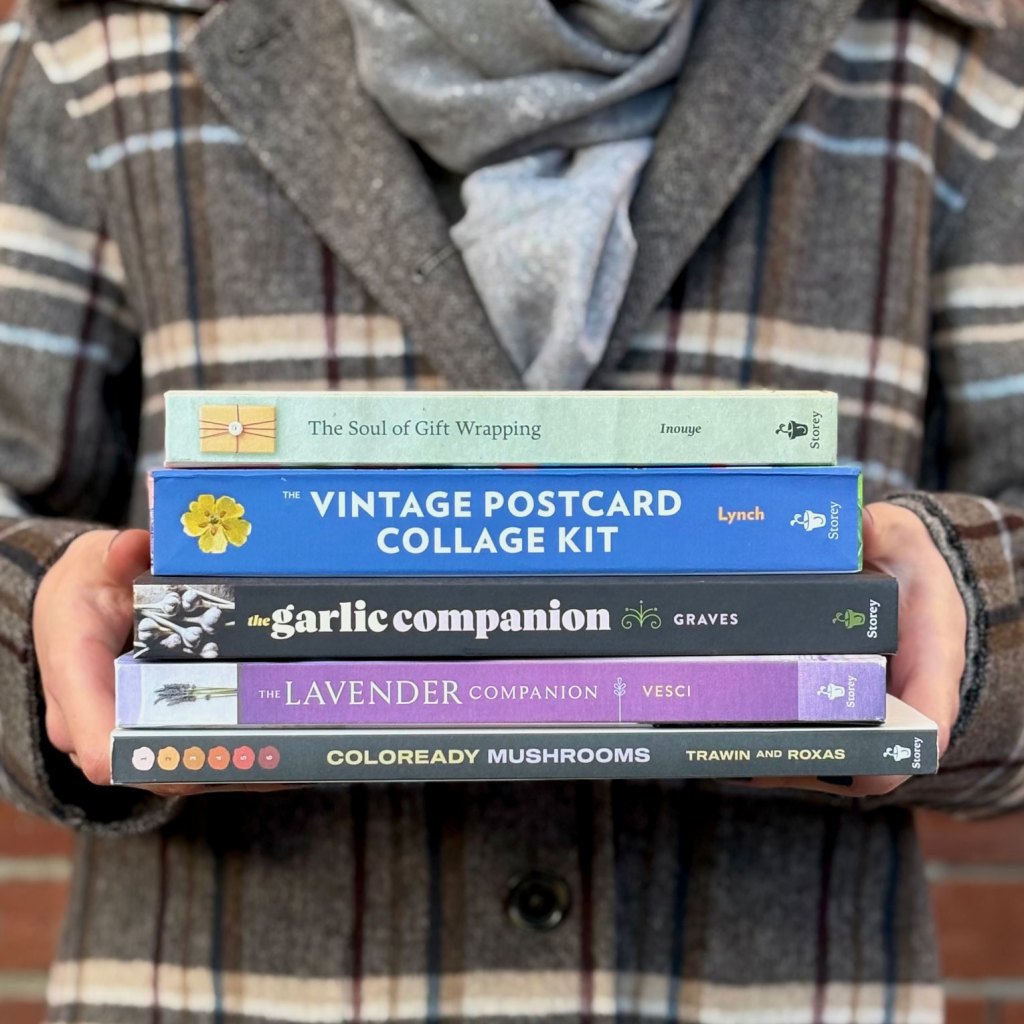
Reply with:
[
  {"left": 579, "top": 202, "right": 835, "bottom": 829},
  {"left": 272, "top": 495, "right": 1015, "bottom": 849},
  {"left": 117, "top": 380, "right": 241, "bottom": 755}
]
[{"left": 744, "top": 500, "right": 966, "bottom": 797}]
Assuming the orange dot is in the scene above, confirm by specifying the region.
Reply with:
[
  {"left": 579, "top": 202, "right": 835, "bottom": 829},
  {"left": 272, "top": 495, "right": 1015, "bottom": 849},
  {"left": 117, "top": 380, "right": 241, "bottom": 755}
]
[
  {"left": 183, "top": 746, "right": 206, "bottom": 770},
  {"left": 207, "top": 746, "right": 230, "bottom": 770},
  {"left": 157, "top": 746, "right": 180, "bottom": 771}
]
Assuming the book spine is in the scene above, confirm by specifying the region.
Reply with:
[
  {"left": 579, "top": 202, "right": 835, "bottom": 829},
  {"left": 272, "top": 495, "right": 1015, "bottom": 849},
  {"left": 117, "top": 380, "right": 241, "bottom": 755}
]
[
  {"left": 115, "top": 655, "right": 887, "bottom": 728},
  {"left": 150, "top": 467, "right": 862, "bottom": 576},
  {"left": 110, "top": 715, "right": 939, "bottom": 785},
  {"left": 132, "top": 572, "right": 899, "bottom": 659},
  {"left": 164, "top": 390, "right": 838, "bottom": 466}
]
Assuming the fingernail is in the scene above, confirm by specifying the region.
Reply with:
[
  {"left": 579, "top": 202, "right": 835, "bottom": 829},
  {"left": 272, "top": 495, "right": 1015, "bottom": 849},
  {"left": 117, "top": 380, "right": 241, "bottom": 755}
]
[
  {"left": 817, "top": 775, "right": 854, "bottom": 787},
  {"left": 104, "top": 529, "right": 126, "bottom": 560}
]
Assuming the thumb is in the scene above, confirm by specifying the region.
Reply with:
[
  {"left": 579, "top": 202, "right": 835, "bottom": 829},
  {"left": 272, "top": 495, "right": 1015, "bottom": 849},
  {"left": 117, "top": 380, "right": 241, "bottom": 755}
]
[
  {"left": 103, "top": 529, "right": 150, "bottom": 585},
  {"left": 861, "top": 501, "right": 912, "bottom": 576},
  {"left": 861, "top": 503, "right": 890, "bottom": 573}
]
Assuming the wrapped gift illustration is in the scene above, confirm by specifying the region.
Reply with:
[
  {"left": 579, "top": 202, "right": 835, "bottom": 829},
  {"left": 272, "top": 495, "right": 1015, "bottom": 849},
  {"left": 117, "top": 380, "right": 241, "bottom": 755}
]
[{"left": 199, "top": 405, "right": 276, "bottom": 454}]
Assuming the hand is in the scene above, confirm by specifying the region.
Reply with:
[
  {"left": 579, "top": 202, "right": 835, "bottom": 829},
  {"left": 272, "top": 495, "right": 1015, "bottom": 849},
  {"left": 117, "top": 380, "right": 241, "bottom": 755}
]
[
  {"left": 34, "top": 529, "right": 290, "bottom": 797},
  {"left": 745, "top": 501, "right": 966, "bottom": 797},
  {"left": 34, "top": 529, "right": 150, "bottom": 787}
]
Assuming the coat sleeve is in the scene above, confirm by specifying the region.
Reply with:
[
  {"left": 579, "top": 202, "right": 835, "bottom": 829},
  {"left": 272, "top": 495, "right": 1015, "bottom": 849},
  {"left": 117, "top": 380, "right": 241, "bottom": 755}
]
[
  {"left": 0, "top": 13, "right": 179, "bottom": 832},
  {"left": 879, "top": 110, "right": 1024, "bottom": 817}
]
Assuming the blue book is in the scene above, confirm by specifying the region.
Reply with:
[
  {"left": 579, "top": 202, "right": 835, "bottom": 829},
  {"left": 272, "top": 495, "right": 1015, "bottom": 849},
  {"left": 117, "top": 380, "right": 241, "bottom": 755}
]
[{"left": 150, "top": 467, "right": 862, "bottom": 577}]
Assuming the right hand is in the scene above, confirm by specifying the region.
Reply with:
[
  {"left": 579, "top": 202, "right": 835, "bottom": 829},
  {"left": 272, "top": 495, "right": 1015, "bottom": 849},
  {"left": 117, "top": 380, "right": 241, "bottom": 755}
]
[
  {"left": 34, "top": 528, "right": 151, "bottom": 787},
  {"left": 34, "top": 528, "right": 290, "bottom": 796}
]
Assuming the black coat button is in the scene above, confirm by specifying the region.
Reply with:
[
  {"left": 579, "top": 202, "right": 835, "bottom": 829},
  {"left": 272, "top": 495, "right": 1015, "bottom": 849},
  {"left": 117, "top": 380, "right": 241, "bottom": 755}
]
[{"left": 505, "top": 871, "right": 571, "bottom": 931}]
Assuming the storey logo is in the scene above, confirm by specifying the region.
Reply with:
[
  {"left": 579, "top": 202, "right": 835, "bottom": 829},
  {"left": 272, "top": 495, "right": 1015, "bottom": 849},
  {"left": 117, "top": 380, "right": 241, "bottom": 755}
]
[
  {"left": 884, "top": 737, "right": 923, "bottom": 769},
  {"left": 833, "top": 608, "right": 865, "bottom": 629},
  {"left": 776, "top": 420, "right": 808, "bottom": 439},
  {"left": 777, "top": 410, "right": 824, "bottom": 447},
  {"left": 817, "top": 683, "right": 846, "bottom": 701},
  {"left": 791, "top": 509, "right": 826, "bottom": 532},
  {"left": 832, "top": 599, "right": 880, "bottom": 637},
  {"left": 791, "top": 501, "right": 842, "bottom": 535},
  {"left": 815, "top": 677, "right": 859, "bottom": 710}
]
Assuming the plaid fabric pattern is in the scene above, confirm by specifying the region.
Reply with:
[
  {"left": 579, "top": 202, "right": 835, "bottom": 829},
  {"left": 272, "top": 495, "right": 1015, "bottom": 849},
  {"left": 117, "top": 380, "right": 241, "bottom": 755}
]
[{"left": 0, "top": 1, "right": 1022, "bottom": 1021}]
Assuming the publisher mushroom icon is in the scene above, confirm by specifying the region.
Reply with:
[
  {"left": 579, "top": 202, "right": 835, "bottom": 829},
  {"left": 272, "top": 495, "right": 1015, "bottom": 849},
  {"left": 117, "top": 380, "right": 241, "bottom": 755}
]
[{"left": 258, "top": 746, "right": 280, "bottom": 770}]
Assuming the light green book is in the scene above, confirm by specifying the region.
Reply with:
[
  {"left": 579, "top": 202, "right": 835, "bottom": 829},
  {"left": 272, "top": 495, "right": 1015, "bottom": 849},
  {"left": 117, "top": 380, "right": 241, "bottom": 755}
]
[{"left": 163, "top": 390, "right": 838, "bottom": 467}]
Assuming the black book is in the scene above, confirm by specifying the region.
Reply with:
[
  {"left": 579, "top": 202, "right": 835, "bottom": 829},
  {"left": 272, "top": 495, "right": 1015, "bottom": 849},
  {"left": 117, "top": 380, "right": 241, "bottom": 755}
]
[
  {"left": 133, "top": 571, "right": 898, "bottom": 661},
  {"left": 111, "top": 696, "right": 936, "bottom": 785}
]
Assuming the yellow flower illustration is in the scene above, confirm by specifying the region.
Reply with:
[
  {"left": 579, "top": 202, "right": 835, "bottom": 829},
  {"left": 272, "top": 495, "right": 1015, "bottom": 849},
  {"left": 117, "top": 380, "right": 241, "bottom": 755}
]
[{"left": 181, "top": 494, "right": 251, "bottom": 554}]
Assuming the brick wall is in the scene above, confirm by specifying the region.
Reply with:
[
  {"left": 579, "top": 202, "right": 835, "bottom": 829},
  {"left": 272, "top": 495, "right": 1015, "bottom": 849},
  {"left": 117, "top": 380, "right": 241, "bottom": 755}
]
[
  {"left": 918, "top": 810, "right": 1024, "bottom": 1024},
  {"left": 0, "top": 804, "right": 72, "bottom": 1024},
  {"left": 1, "top": 801, "right": 1022, "bottom": 1022}
]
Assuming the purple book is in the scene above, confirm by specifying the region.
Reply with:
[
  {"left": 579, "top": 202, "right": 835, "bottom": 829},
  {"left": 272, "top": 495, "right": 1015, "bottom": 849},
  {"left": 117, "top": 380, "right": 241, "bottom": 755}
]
[{"left": 115, "top": 655, "right": 887, "bottom": 727}]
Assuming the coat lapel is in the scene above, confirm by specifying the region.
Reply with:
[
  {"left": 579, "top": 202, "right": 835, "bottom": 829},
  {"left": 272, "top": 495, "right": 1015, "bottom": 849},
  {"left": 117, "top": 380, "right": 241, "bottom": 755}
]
[
  {"left": 597, "top": 0, "right": 864, "bottom": 380},
  {"left": 186, "top": 0, "right": 989, "bottom": 390},
  {"left": 186, "top": 0, "right": 522, "bottom": 390}
]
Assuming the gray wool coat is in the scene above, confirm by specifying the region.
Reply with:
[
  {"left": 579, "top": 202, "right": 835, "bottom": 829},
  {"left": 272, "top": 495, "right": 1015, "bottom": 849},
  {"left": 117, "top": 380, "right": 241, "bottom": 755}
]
[{"left": 1, "top": 0, "right": 1023, "bottom": 1021}]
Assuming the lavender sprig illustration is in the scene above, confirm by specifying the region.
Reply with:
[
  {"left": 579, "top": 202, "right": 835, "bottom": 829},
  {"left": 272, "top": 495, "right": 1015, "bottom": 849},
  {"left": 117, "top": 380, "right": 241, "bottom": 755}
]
[
  {"left": 154, "top": 683, "right": 236, "bottom": 706},
  {"left": 614, "top": 677, "right": 626, "bottom": 722}
]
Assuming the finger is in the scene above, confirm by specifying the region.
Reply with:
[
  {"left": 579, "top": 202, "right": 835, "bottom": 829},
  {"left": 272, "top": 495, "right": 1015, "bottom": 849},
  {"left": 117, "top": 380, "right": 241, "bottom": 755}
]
[
  {"left": 890, "top": 572, "right": 964, "bottom": 747},
  {"left": 861, "top": 501, "right": 931, "bottom": 570},
  {"left": 861, "top": 502, "right": 894, "bottom": 572},
  {"left": 887, "top": 620, "right": 961, "bottom": 755},
  {"left": 95, "top": 530, "right": 152, "bottom": 631},
  {"left": 133, "top": 783, "right": 208, "bottom": 798},
  {"left": 862, "top": 502, "right": 964, "bottom": 754},
  {"left": 132, "top": 783, "right": 299, "bottom": 797},
  {"left": 45, "top": 629, "right": 118, "bottom": 785},
  {"left": 741, "top": 773, "right": 911, "bottom": 797},
  {"left": 32, "top": 530, "right": 147, "bottom": 786},
  {"left": 44, "top": 701, "right": 74, "bottom": 755},
  {"left": 49, "top": 532, "right": 150, "bottom": 783},
  {"left": 103, "top": 529, "right": 150, "bottom": 585}
]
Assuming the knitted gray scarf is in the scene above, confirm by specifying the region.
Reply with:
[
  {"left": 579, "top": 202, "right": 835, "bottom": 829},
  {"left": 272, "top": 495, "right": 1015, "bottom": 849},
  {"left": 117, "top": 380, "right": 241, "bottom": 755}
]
[{"left": 341, "top": 0, "right": 696, "bottom": 389}]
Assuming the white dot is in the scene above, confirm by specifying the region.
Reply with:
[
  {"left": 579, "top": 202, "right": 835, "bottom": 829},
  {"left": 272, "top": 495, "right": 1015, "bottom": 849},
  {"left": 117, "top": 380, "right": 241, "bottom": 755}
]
[{"left": 132, "top": 746, "right": 155, "bottom": 770}]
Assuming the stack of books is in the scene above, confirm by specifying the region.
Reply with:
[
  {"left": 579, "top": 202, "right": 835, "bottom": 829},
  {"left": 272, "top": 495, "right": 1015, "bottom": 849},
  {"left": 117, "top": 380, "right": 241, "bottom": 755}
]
[{"left": 110, "top": 390, "right": 939, "bottom": 785}]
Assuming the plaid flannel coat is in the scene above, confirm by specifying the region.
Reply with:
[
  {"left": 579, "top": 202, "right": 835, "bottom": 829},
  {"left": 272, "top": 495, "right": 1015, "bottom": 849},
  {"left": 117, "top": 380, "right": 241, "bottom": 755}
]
[{"left": 1, "top": 0, "right": 1023, "bottom": 1021}]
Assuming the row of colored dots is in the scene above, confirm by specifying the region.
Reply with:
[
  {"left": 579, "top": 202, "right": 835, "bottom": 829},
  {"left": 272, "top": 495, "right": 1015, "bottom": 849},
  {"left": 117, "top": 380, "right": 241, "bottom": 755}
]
[{"left": 131, "top": 744, "right": 280, "bottom": 771}]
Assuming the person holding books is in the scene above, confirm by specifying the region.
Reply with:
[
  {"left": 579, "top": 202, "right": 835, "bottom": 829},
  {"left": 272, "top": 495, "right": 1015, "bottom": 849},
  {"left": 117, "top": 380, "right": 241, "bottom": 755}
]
[{"left": 1, "top": 2, "right": 1022, "bottom": 1023}]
